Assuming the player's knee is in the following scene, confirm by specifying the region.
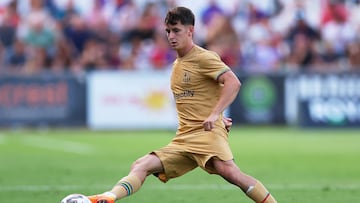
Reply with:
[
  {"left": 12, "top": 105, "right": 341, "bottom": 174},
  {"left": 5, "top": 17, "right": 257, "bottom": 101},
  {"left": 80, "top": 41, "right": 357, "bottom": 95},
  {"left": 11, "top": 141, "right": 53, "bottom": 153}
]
[
  {"left": 216, "top": 165, "right": 232, "bottom": 178},
  {"left": 214, "top": 161, "right": 240, "bottom": 179},
  {"left": 130, "top": 154, "right": 162, "bottom": 175},
  {"left": 213, "top": 160, "right": 232, "bottom": 172},
  {"left": 130, "top": 156, "right": 147, "bottom": 171}
]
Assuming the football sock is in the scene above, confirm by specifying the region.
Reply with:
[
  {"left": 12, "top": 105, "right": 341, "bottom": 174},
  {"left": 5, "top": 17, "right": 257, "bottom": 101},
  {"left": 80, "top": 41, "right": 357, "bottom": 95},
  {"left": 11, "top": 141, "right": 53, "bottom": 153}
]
[
  {"left": 246, "top": 181, "right": 277, "bottom": 203},
  {"left": 103, "top": 192, "right": 116, "bottom": 199},
  {"left": 110, "top": 175, "right": 142, "bottom": 200}
]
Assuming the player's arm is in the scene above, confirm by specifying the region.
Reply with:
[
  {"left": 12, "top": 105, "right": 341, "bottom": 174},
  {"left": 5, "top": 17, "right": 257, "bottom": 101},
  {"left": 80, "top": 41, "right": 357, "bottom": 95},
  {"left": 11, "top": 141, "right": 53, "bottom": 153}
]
[{"left": 203, "top": 70, "right": 241, "bottom": 131}]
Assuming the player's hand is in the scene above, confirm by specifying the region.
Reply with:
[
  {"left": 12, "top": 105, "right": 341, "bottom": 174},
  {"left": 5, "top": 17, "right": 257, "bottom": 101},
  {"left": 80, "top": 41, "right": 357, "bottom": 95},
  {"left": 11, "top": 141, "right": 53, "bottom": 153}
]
[
  {"left": 222, "top": 117, "right": 232, "bottom": 132},
  {"left": 203, "top": 114, "right": 219, "bottom": 131}
]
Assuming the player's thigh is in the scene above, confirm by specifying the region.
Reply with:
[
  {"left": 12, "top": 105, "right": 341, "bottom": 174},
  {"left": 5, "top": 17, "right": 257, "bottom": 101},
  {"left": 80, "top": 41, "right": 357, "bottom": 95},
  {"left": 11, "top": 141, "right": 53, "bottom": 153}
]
[
  {"left": 131, "top": 153, "right": 164, "bottom": 175},
  {"left": 155, "top": 150, "right": 198, "bottom": 179},
  {"left": 209, "top": 158, "right": 239, "bottom": 175}
]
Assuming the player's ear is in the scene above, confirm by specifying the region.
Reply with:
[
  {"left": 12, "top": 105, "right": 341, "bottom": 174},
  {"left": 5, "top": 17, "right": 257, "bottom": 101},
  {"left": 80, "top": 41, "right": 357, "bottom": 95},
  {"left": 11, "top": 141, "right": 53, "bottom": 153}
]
[{"left": 188, "top": 26, "right": 194, "bottom": 36}]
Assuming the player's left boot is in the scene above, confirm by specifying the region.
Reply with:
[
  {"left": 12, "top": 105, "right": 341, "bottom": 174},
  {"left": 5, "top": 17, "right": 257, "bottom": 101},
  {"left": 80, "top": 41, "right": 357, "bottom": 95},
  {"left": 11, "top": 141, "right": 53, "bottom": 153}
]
[{"left": 87, "top": 193, "right": 115, "bottom": 203}]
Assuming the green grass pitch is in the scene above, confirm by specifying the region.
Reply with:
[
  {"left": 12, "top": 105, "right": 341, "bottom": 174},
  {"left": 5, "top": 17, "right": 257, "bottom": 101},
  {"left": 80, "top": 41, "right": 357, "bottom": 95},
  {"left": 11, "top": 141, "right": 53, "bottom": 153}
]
[{"left": 0, "top": 126, "right": 359, "bottom": 203}]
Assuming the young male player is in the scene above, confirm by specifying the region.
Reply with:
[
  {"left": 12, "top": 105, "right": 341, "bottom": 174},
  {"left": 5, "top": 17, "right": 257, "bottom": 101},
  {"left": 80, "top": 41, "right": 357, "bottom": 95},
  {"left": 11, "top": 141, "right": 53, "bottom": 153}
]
[{"left": 86, "top": 6, "right": 277, "bottom": 203}]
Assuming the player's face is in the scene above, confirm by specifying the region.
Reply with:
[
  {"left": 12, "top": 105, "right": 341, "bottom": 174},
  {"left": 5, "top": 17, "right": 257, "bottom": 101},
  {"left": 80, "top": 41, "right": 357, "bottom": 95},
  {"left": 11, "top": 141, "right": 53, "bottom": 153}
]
[{"left": 165, "top": 22, "right": 193, "bottom": 51}]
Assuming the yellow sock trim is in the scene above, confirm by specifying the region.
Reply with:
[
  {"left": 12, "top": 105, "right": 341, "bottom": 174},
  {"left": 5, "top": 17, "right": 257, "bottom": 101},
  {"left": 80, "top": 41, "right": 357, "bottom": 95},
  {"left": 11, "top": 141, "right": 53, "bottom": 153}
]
[{"left": 110, "top": 175, "right": 142, "bottom": 199}]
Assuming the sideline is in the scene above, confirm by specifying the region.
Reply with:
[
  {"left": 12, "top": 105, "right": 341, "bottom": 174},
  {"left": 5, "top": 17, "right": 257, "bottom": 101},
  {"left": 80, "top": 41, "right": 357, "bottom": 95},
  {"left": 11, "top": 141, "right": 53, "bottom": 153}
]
[
  {"left": 21, "top": 136, "right": 96, "bottom": 154},
  {"left": 0, "top": 183, "right": 359, "bottom": 192}
]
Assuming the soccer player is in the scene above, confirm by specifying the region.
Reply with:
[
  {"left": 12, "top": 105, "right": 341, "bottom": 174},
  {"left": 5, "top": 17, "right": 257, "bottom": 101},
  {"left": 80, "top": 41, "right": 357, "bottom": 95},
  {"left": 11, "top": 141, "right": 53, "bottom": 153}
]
[{"left": 86, "top": 6, "right": 277, "bottom": 203}]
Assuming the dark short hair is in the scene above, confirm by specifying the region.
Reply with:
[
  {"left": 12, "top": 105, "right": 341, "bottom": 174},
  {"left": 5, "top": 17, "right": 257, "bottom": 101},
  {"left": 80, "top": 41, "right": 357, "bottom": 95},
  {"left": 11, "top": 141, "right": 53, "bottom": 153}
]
[{"left": 165, "top": 7, "right": 195, "bottom": 26}]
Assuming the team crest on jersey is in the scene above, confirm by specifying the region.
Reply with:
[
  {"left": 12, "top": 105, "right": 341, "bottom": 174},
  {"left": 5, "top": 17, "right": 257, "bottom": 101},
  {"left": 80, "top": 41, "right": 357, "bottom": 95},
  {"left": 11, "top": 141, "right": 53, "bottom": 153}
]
[{"left": 183, "top": 71, "right": 191, "bottom": 84}]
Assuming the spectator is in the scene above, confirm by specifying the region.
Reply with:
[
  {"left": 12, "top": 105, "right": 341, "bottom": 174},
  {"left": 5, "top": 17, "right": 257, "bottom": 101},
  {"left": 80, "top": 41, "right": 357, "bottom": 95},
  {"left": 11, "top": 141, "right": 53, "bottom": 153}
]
[
  {"left": 106, "top": 43, "right": 122, "bottom": 69},
  {"left": 85, "top": 0, "right": 108, "bottom": 30},
  {"left": 57, "top": 0, "right": 80, "bottom": 26},
  {"left": 0, "top": 1, "right": 19, "bottom": 49},
  {"left": 108, "top": 0, "right": 139, "bottom": 35},
  {"left": 149, "top": 32, "right": 175, "bottom": 70},
  {"left": 321, "top": 2, "right": 356, "bottom": 57},
  {"left": 121, "top": 2, "right": 160, "bottom": 42},
  {"left": 23, "top": 47, "right": 51, "bottom": 75},
  {"left": 4, "top": 39, "right": 27, "bottom": 73},
  {"left": 121, "top": 36, "right": 153, "bottom": 71},
  {"left": 242, "top": 10, "right": 283, "bottom": 73},
  {"left": 285, "top": 33, "right": 321, "bottom": 71},
  {"left": 17, "top": 0, "right": 57, "bottom": 38},
  {"left": 286, "top": 17, "right": 321, "bottom": 46},
  {"left": 79, "top": 39, "right": 107, "bottom": 72},
  {"left": 204, "top": 12, "right": 241, "bottom": 69},
  {"left": 283, "top": 14, "right": 321, "bottom": 71},
  {"left": 346, "top": 40, "right": 360, "bottom": 71},
  {"left": 320, "top": 0, "right": 348, "bottom": 26},
  {"left": 50, "top": 38, "right": 73, "bottom": 74},
  {"left": 63, "top": 14, "right": 93, "bottom": 56},
  {"left": 103, "top": 33, "right": 123, "bottom": 69},
  {"left": 22, "top": 13, "right": 56, "bottom": 50},
  {"left": 0, "top": 0, "right": 358, "bottom": 75},
  {"left": 201, "top": 0, "right": 223, "bottom": 26}
]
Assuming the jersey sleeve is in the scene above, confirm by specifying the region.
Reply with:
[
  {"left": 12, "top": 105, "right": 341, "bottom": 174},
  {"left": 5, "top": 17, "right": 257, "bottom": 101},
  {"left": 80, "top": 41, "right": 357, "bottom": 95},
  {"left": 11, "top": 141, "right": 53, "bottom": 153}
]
[{"left": 199, "top": 51, "right": 231, "bottom": 80}]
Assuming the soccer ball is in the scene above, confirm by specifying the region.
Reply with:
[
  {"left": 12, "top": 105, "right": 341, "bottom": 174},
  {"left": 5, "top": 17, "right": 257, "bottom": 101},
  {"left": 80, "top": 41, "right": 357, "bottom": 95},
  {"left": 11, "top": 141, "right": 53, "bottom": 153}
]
[{"left": 61, "top": 194, "right": 91, "bottom": 203}]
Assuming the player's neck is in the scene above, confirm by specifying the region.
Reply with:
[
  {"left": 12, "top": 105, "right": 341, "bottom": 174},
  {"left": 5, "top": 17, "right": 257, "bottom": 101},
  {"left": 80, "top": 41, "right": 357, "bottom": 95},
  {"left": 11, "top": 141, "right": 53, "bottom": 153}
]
[{"left": 177, "top": 42, "right": 194, "bottom": 58}]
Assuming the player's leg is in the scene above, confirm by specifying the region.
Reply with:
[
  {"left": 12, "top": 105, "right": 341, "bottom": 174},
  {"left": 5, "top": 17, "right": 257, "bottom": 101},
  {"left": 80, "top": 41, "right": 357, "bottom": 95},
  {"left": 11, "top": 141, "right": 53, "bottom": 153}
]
[
  {"left": 210, "top": 159, "right": 277, "bottom": 203},
  {"left": 88, "top": 153, "right": 164, "bottom": 203}
]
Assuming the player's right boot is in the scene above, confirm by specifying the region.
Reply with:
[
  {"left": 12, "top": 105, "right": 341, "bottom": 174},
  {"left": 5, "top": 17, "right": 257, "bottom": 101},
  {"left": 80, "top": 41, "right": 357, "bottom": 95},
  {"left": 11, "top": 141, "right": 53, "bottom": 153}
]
[{"left": 87, "top": 193, "right": 115, "bottom": 203}]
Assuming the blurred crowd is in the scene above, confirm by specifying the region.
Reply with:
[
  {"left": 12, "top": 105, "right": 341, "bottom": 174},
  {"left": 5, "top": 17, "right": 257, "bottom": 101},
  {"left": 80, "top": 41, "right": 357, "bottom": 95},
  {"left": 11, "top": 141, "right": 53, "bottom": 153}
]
[{"left": 0, "top": 0, "right": 359, "bottom": 76}]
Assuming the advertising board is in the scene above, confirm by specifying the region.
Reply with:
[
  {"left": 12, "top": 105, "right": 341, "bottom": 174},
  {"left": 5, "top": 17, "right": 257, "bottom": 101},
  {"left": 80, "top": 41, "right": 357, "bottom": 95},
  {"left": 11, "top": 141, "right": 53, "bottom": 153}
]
[
  {"left": 0, "top": 75, "right": 86, "bottom": 126},
  {"left": 87, "top": 71, "right": 177, "bottom": 129},
  {"left": 230, "top": 74, "right": 286, "bottom": 125},
  {"left": 286, "top": 72, "right": 360, "bottom": 127}
]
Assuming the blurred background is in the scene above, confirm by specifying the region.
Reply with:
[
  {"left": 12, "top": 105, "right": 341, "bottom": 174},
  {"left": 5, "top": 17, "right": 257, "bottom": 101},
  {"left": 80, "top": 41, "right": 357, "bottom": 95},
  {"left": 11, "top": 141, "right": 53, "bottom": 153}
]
[{"left": 0, "top": 0, "right": 359, "bottom": 129}]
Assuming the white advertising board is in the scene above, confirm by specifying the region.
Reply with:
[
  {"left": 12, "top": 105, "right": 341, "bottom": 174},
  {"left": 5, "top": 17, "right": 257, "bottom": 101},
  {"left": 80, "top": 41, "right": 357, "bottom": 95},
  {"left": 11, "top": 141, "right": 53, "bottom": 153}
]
[{"left": 87, "top": 71, "right": 177, "bottom": 130}]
